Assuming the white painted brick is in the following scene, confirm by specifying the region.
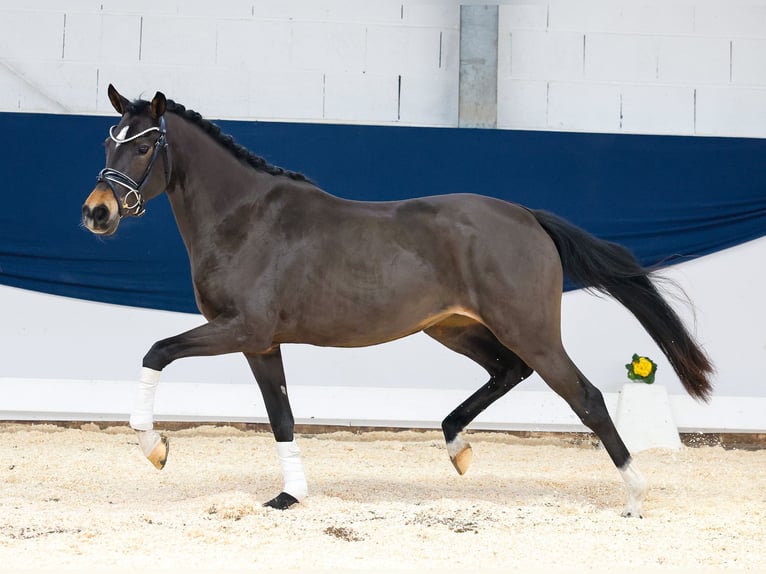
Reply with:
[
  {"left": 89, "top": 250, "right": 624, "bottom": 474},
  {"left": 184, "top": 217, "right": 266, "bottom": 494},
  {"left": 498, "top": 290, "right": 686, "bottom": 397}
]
[
  {"left": 732, "top": 38, "right": 766, "bottom": 85},
  {"left": 696, "top": 86, "right": 766, "bottom": 138},
  {"left": 0, "top": 11, "right": 64, "bottom": 61},
  {"left": 248, "top": 69, "right": 325, "bottom": 120},
  {"left": 98, "top": 0, "right": 177, "bottom": 16},
  {"left": 96, "top": 64, "right": 178, "bottom": 114},
  {"left": 549, "top": 1, "right": 694, "bottom": 35},
  {"left": 251, "top": 1, "right": 402, "bottom": 24},
  {"left": 216, "top": 19, "right": 292, "bottom": 70},
  {"left": 499, "top": 4, "right": 548, "bottom": 31},
  {"left": 401, "top": 5, "right": 459, "bottom": 29},
  {"left": 547, "top": 81, "right": 621, "bottom": 132},
  {"left": 658, "top": 37, "right": 730, "bottom": 85},
  {"left": 1, "top": 60, "right": 98, "bottom": 113},
  {"left": 496, "top": 79, "right": 548, "bottom": 130},
  {"left": 173, "top": 67, "right": 251, "bottom": 119},
  {"left": 290, "top": 21, "right": 366, "bottom": 72},
  {"left": 585, "top": 33, "right": 660, "bottom": 82},
  {"left": 64, "top": 13, "right": 141, "bottom": 64},
  {"left": 439, "top": 28, "right": 460, "bottom": 76},
  {"left": 399, "top": 71, "right": 458, "bottom": 126},
  {"left": 22, "top": 1, "right": 103, "bottom": 13},
  {"left": 323, "top": 71, "right": 398, "bottom": 123},
  {"left": 620, "top": 85, "right": 695, "bottom": 134},
  {"left": 695, "top": 5, "right": 766, "bottom": 38},
  {"left": 174, "top": 0, "right": 254, "bottom": 18},
  {"left": 366, "top": 25, "right": 443, "bottom": 75},
  {"left": 140, "top": 16, "right": 217, "bottom": 66},
  {"left": 505, "top": 30, "right": 584, "bottom": 81}
]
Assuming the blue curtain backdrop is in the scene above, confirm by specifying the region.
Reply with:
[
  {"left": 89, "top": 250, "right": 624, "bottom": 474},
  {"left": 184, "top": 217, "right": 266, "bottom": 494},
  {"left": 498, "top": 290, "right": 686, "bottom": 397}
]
[{"left": 1, "top": 110, "right": 765, "bottom": 314}]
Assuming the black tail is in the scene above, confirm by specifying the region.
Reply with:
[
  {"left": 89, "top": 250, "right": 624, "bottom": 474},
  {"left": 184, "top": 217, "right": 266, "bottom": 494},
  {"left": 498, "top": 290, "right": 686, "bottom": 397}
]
[{"left": 532, "top": 209, "right": 714, "bottom": 401}]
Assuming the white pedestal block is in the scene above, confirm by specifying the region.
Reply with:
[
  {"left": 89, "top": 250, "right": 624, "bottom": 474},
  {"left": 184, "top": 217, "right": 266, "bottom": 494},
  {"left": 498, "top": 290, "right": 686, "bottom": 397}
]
[{"left": 615, "top": 383, "right": 682, "bottom": 452}]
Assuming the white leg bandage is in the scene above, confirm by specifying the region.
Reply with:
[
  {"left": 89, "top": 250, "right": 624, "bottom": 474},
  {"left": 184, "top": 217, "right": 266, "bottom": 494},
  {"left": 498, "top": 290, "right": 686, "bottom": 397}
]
[
  {"left": 277, "top": 441, "right": 308, "bottom": 501},
  {"left": 620, "top": 460, "right": 647, "bottom": 517},
  {"left": 129, "top": 367, "right": 161, "bottom": 431}
]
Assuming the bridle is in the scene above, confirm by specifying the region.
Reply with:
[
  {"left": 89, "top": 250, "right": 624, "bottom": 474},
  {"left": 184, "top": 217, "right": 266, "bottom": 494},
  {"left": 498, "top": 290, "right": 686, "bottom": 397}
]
[{"left": 97, "top": 115, "right": 169, "bottom": 218}]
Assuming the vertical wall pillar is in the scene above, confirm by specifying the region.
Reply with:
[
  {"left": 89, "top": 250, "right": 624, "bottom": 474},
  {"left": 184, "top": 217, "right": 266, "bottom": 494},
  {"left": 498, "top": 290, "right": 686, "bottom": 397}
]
[{"left": 458, "top": 5, "right": 498, "bottom": 128}]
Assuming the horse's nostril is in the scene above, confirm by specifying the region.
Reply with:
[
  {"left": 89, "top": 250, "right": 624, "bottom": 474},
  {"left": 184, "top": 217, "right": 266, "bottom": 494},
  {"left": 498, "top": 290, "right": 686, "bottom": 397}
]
[{"left": 92, "top": 205, "right": 110, "bottom": 226}]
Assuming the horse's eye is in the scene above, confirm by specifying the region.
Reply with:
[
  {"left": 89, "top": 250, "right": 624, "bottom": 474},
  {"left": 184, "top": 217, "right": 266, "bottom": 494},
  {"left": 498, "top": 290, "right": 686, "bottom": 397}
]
[{"left": 137, "top": 144, "right": 151, "bottom": 155}]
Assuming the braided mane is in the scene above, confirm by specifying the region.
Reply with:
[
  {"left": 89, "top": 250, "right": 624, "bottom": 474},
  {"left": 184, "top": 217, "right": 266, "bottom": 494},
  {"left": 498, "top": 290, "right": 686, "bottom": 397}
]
[{"left": 125, "top": 98, "right": 311, "bottom": 183}]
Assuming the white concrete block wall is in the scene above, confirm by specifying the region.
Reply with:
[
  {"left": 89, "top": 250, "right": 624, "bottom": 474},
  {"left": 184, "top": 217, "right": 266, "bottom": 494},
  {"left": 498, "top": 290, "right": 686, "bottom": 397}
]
[
  {"left": 2, "top": 1, "right": 764, "bottom": 137},
  {"left": 498, "top": 0, "right": 766, "bottom": 137},
  {"left": 0, "top": 2, "right": 459, "bottom": 126}
]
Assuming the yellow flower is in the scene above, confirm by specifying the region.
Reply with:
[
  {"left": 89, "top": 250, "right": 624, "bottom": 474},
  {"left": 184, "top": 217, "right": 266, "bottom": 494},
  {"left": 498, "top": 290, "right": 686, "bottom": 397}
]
[{"left": 633, "top": 357, "right": 653, "bottom": 378}]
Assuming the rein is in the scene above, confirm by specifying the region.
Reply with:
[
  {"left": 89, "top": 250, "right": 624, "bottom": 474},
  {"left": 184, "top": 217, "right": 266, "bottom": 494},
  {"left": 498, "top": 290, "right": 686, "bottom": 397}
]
[{"left": 97, "top": 115, "right": 169, "bottom": 217}]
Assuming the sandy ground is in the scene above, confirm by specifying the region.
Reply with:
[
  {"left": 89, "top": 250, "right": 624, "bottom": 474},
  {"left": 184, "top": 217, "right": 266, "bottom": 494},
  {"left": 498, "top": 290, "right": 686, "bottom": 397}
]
[{"left": 0, "top": 423, "right": 764, "bottom": 572}]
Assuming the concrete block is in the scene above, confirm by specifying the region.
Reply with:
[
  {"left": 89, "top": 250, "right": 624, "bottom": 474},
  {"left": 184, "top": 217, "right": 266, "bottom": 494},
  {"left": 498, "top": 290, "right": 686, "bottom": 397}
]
[
  {"left": 499, "top": 3, "right": 548, "bottom": 30},
  {"left": 251, "top": 1, "right": 402, "bottom": 24},
  {"left": 323, "top": 71, "right": 398, "bottom": 123},
  {"left": 695, "top": 5, "right": 766, "bottom": 38},
  {"left": 290, "top": 21, "right": 366, "bottom": 72},
  {"left": 620, "top": 85, "right": 695, "bottom": 135},
  {"left": 549, "top": 1, "right": 694, "bottom": 35},
  {"left": 366, "top": 25, "right": 443, "bottom": 75},
  {"left": 496, "top": 79, "right": 548, "bottom": 130},
  {"left": 173, "top": 67, "right": 251, "bottom": 120},
  {"left": 6, "top": 60, "right": 98, "bottom": 113},
  {"left": 507, "top": 30, "right": 584, "bottom": 81},
  {"left": 98, "top": 0, "right": 176, "bottom": 16},
  {"left": 216, "top": 19, "right": 292, "bottom": 70},
  {"left": 658, "top": 37, "right": 730, "bottom": 84},
  {"left": 24, "top": 0, "right": 103, "bottom": 12},
  {"left": 64, "top": 13, "right": 142, "bottom": 64},
  {"left": 401, "top": 5, "right": 459, "bottom": 29},
  {"left": 399, "top": 71, "right": 459, "bottom": 126},
  {"left": 547, "top": 81, "right": 621, "bottom": 132},
  {"left": 174, "top": 0, "right": 254, "bottom": 18},
  {"left": 732, "top": 38, "right": 766, "bottom": 85},
  {"left": 0, "top": 10, "right": 64, "bottom": 61},
  {"left": 248, "top": 69, "right": 325, "bottom": 120},
  {"left": 696, "top": 86, "right": 766, "bottom": 138},
  {"left": 585, "top": 33, "right": 660, "bottom": 82},
  {"left": 96, "top": 64, "right": 178, "bottom": 114},
  {"left": 140, "top": 16, "right": 217, "bottom": 66}
]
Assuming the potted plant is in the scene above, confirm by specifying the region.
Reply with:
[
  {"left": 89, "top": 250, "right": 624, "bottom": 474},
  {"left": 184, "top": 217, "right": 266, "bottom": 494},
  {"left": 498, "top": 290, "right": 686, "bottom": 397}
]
[{"left": 625, "top": 353, "right": 657, "bottom": 385}]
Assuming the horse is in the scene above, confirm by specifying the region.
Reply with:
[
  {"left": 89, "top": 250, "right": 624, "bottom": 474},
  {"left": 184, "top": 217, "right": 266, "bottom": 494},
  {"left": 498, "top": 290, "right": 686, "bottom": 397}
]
[{"left": 82, "top": 85, "right": 714, "bottom": 516}]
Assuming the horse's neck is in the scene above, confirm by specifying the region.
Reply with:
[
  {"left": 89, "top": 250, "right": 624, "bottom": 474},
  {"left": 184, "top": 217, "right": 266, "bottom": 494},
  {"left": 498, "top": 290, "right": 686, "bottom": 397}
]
[{"left": 164, "top": 122, "right": 260, "bottom": 255}]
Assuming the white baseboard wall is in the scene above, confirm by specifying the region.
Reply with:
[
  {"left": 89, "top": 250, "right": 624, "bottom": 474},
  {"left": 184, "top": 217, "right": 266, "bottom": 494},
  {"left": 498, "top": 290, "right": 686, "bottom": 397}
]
[{"left": 2, "top": 378, "right": 763, "bottom": 434}]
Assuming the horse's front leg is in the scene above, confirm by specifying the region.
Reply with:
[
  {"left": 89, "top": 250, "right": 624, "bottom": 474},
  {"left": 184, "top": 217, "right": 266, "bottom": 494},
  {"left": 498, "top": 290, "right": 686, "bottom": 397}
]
[
  {"left": 130, "top": 315, "right": 256, "bottom": 471},
  {"left": 245, "top": 348, "right": 307, "bottom": 510}
]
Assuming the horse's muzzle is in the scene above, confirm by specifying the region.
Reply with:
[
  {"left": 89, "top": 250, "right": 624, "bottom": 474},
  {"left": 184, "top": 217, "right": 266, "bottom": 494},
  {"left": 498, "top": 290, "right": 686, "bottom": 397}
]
[{"left": 82, "top": 187, "right": 120, "bottom": 235}]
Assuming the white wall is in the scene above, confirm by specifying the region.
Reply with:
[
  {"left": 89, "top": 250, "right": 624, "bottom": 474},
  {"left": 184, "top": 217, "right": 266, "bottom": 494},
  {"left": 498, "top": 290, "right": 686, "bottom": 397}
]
[
  {"left": 1, "top": 1, "right": 765, "bottom": 429},
  {"left": 2, "top": 1, "right": 765, "bottom": 137},
  {"left": 498, "top": 1, "right": 766, "bottom": 136},
  {"left": 2, "top": 237, "right": 765, "bottom": 431}
]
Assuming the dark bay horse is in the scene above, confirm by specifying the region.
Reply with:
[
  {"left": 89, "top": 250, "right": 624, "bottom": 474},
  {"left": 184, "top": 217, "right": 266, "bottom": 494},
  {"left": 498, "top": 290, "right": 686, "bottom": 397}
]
[{"left": 82, "top": 85, "right": 714, "bottom": 516}]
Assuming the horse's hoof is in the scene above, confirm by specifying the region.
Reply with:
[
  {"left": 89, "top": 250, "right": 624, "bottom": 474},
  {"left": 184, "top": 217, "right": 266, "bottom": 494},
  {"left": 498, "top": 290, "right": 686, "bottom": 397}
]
[
  {"left": 450, "top": 444, "right": 473, "bottom": 476},
  {"left": 263, "top": 492, "right": 299, "bottom": 510},
  {"left": 147, "top": 435, "right": 169, "bottom": 470}
]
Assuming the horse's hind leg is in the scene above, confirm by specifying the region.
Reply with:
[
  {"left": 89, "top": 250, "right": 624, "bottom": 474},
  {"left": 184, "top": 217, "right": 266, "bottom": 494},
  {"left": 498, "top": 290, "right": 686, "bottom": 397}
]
[
  {"left": 526, "top": 347, "right": 647, "bottom": 517},
  {"left": 244, "top": 348, "right": 307, "bottom": 510},
  {"left": 424, "top": 317, "right": 533, "bottom": 475}
]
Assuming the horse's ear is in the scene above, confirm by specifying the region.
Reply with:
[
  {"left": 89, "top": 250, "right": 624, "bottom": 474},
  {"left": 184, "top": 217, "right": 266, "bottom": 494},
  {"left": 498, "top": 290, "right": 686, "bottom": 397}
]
[
  {"left": 150, "top": 91, "right": 167, "bottom": 119},
  {"left": 107, "top": 84, "right": 129, "bottom": 115}
]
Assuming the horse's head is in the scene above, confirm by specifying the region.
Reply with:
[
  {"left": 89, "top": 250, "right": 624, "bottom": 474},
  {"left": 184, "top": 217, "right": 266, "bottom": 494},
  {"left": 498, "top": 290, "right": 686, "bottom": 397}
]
[{"left": 82, "top": 84, "right": 170, "bottom": 235}]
